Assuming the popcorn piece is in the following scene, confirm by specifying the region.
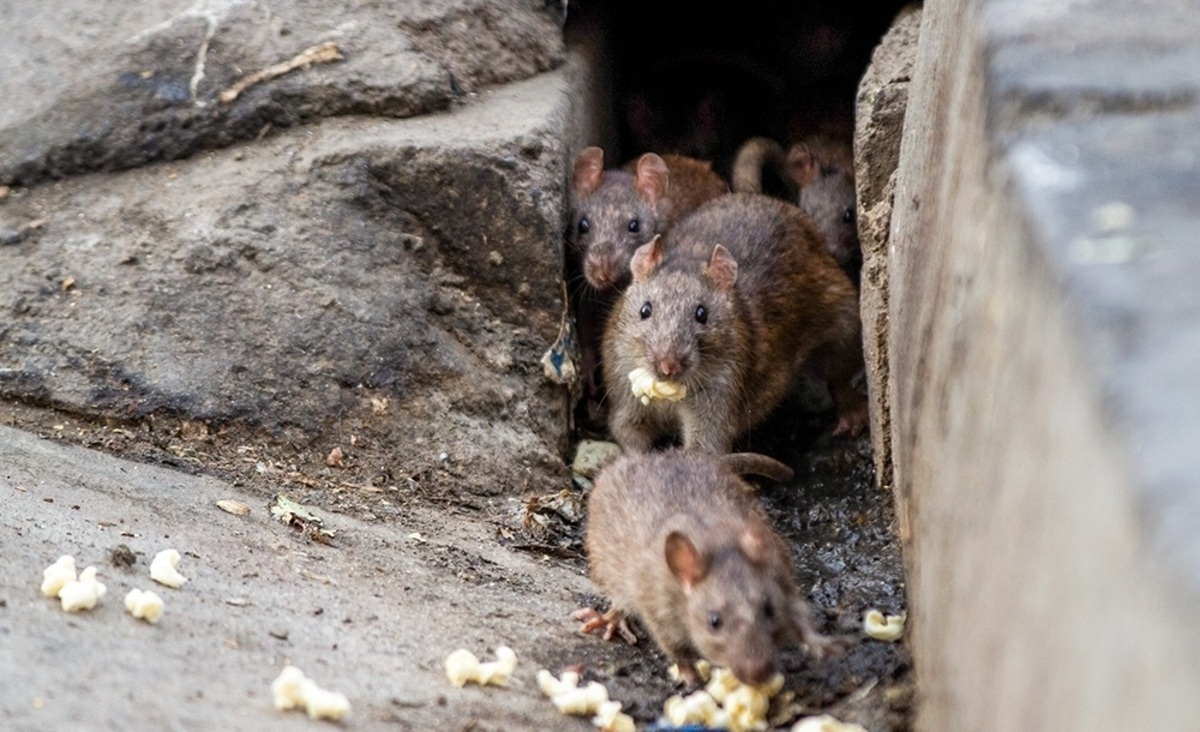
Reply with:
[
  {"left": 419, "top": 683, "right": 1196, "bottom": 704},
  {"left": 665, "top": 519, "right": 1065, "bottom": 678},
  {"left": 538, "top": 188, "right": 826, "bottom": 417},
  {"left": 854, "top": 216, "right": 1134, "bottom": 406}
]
[
  {"left": 124, "top": 588, "right": 165, "bottom": 624},
  {"left": 593, "top": 699, "right": 636, "bottom": 732},
  {"left": 669, "top": 659, "right": 712, "bottom": 685},
  {"left": 59, "top": 566, "right": 107, "bottom": 612},
  {"left": 445, "top": 646, "right": 517, "bottom": 688},
  {"left": 271, "top": 665, "right": 351, "bottom": 721},
  {"left": 539, "top": 669, "right": 633, "bottom": 732},
  {"left": 272, "top": 666, "right": 309, "bottom": 711},
  {"left": 725, "top": 684, "right": 772, "bottom": 732},
  {"left": 41, "top": 555, "right": 77, "bottom": 597},
  {"left": 663, "top": 690, "right": 721, "bottom": 727},
  {"left": 537, "top": 668, "right": 580, "bottom": 698},
  {"left": 150, "top": 549, "right": 188, "bottom": 589},
  {"left": 538, "top": 671, "right": 602, "bottom": 713},
  {"left": 445, "top": 649, "right": 481, "bottom": 687},
  {"left": 302, "top": 682, "right": 352, "bottom": 721},
  {"left": 550, "top": 681, "right": 610, "bottom": 715},
  {"left": 791, "top": 714, "right": 870, "bottom": 732},
  {"left": 863, "top": 609, "right": 906, "bottom": 641},
  {"left": 660, "top": 664, "right": 787, "bottom": 732},
  {"left": 628, "top": 367, "right": 687, "bottom": 406}
]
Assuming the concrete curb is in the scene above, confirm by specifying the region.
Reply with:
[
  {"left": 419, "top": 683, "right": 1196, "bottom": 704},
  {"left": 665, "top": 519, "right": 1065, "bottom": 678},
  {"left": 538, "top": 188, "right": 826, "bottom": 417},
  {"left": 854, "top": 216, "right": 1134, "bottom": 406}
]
[{"left": 883, "top": 0, "right": 1200, "bottom": 728}]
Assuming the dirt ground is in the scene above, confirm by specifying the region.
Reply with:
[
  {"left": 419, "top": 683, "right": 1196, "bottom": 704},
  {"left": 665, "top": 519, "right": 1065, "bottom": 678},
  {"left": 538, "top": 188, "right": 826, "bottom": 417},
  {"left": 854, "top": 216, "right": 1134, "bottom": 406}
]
[{"left": 1, "top": 395, "right": 911, "bottom": 731}]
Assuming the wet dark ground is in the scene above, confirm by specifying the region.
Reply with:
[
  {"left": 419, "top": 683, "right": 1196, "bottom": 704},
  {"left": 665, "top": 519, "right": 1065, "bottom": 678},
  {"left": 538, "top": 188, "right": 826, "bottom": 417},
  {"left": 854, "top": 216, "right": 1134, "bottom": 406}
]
[{"left": 520, "top": 398, "right": 914, "bottom": 731}]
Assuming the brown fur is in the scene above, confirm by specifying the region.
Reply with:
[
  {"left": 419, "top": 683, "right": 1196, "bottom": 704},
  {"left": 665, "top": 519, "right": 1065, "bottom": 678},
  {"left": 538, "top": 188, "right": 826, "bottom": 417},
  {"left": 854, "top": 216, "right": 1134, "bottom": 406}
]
[
  {"left": 603, "top": 193, "right": 866, "bottom": 454},
  {"left": 569, "top": 147, "right": 728, "bottom": 293},
  {"left": 731, "top": 136, "right": 860, "bottom": 278},
  {"left": 569, "top": 147, "right": 728, "bottom": 403},
  {"left": 582, "top": 450, "right": 842, "bottom": 685}
]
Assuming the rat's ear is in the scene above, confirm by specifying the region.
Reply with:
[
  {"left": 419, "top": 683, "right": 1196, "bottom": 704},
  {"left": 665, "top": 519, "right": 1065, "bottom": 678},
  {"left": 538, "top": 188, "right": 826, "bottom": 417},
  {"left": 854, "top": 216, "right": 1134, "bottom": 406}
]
[
  {"left": 631, "top": 235, "right": 664, "bottom": 282},
  {"left": 786, "top": 143, "right": 818, "bottom": 188},
  {"left": 703, "top": 244, "right": 738, "bottom": 293},
  {"left": 635, "top": 153, "right": 670, "bottom": 207},
  {"left": 665, "top": 531, "right": 708, "bottom": 591},
  {"left": 738, "top": 521, "right": 771, "bottom": 568},
  {"left": 573, "top": 147, "right": 605, "bottom": 196}
]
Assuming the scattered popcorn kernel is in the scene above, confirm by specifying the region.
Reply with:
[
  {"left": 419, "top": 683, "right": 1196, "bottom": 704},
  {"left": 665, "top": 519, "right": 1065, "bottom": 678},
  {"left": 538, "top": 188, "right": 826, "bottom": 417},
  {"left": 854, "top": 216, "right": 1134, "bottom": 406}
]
[
  {"left": 593, "top": 699, "right": 636, "bottom": 732},
  {"left": 150, "top": 549, "right": 188, "bottom": 589},
  {"left": 554, "top": 681, "right": 611, "bottom": 715},
  {"left": 445, "top": 649, "right": 481, "bottom": 687},
  {"left": 41, "top": 555, "right": 77, "bottom": 597},
  {"left": 271, "top": 665, "right": 350, "bottom": 721},
  {"left": 302, "top": 682, "right": 352, "bottom": 721},
  {"left": 669, "top": 660, "right": 712, "bottom": 685},
  {"left": 445, "top": 646, "right": 517, "bottom": 688},
  {"left": 663, "top": 690, "right": 721, "bottom": 726},
  {"left": 539, "top": 671, "right": 600, "bottom": 712},
  {"left": 863, "top": 609, "right": 906, "bottom": 641},
  {"left": 628, "top": 367, "right": 687, "bottom": 406},
  {"left": 706, "top": 666, "right": 741, "bottom": 704},
  {"left": 539, "top": 669, "right": 632, "bottom": 732},
  {"left": 124, "top": 588, "right": 165, "bottom": 623},
  {"left": 537, "top": 668, "right": 580, "bottom": 698},
  {"left": 59, "top": 566, "right": 106, "bottom": 612},
  {"left": 272, "top": 666, "right": 308, "bottom": 711},
  {"left": 661, "top": 664, "right": 787, "bottom": 732},
  {"left": 725, "top": 684, "right": 771, "bottom": 726},
  {"left": 791, "top": 714, "right": 870, "bottom": 732}
]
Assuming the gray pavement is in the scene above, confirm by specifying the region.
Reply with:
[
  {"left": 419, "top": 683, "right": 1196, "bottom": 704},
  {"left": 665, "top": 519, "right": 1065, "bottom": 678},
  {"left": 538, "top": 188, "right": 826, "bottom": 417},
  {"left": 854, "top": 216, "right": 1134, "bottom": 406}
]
[{"left": 0, "top": 424, "right": 596, "bottom": 731}]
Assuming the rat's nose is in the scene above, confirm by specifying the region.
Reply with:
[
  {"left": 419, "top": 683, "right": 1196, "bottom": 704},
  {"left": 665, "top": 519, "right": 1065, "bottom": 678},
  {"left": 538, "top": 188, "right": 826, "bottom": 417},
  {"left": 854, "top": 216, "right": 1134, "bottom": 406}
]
[
  {"left": 656, "top": 356, "right": 684, "bottom": 379},
  {"left": 735, "top": 658, "right": 776, "bottom": 686}
]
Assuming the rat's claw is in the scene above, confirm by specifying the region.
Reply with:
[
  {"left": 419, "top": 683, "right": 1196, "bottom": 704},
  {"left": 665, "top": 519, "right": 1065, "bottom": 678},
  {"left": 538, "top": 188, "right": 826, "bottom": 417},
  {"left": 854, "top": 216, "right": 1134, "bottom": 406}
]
[
  {"left": 832, "top": 405, "right": 869, "bottom": 438},
  {"left": 572, "top": 607, "right": 637, "bottom": 645}
]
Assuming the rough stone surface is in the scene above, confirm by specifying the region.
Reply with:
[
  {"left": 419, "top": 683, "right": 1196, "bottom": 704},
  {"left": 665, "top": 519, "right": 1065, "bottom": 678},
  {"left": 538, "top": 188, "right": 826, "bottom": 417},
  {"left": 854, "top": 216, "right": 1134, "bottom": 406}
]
[
  {"left": 888, "top": 0, "right": 1200, "bottom": 728},
  {"left": 0, "top": 71, "right": 574, "bottom": 498},
  {"left": 853, "top": 5, "right": 921, "bottom": 508},
  {"left": 0, "top": 0, "right": 565, "bottom": 185}
]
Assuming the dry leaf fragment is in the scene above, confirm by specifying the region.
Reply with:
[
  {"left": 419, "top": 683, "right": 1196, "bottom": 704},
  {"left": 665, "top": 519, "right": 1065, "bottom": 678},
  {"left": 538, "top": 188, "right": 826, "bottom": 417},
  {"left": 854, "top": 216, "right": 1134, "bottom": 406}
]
[
  {"left": 326, "top": 447, "right": 345, "bottom": 468},
  {"left": 217, "top": 499, "right": 252, "bottom": 516}
]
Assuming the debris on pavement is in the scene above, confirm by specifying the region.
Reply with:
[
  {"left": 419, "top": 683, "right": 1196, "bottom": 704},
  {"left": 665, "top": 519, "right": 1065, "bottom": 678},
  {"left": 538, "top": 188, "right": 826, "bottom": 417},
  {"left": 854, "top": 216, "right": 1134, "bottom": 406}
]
[
  {"left": 150, "top": 549, "right": 189, "bottom": 589},
  {"left": 270, "top": 492, "right": 337, "bottom": 544}
]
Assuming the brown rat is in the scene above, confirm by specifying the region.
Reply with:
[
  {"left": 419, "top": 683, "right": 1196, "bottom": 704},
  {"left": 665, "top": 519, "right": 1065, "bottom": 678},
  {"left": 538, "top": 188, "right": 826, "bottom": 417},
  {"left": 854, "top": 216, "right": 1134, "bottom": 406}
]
[
  {"left": 602, "top": 193, "right": 867, "bottom": 454},
  {"left": 569, "top": 146, "right": 728, "bottom": 293},
  {"left": 575, "top": 449, "right": 845, "bottom": 687},
  {"left": 731, "top": 137, "right": 860, "bottom": 281},
  {"left": 569, "top": 147, "right": 728, "bottom": 407}
]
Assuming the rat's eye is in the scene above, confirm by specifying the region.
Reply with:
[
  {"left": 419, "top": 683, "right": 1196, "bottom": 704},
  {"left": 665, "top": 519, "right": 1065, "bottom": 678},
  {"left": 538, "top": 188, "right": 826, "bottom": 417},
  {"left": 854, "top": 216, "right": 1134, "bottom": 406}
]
[
  {"left": 708, "top": 611, "right": 722, "bottom": 630},
  {"left": 577, "top": 217, "right": 590, "bottom": 235},
  {"left": 628, "top": 218, "right": 641, "bottom": 233},
  {"left": 639, "top": 302, "right": 653, "bottom": 319},
  {"left": 762, "top": 601, "right": 775, "bottom": 620},
  {"left": 694, "top": 305, "right": 708, "bottom": 324},
  {"left": 842, "top": 208, "right": 855, "bottom": 224}
]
